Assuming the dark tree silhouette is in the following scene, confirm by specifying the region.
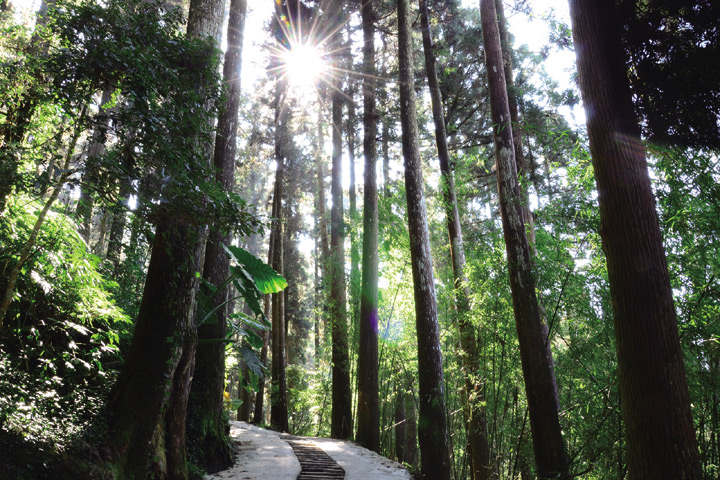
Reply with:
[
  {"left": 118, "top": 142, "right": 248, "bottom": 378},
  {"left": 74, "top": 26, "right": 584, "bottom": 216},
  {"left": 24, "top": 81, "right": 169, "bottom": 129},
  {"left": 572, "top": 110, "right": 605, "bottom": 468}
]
[{"left": 569, "top": 1, "right": 702, "bottom": 477}]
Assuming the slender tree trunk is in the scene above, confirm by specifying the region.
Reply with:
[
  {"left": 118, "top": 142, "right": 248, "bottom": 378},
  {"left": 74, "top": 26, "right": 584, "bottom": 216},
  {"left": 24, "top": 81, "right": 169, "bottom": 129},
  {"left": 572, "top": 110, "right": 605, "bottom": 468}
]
[
  {"left": 76, "top": 87, "right": 114, "bottom": 243},
  {"left": 237, "top": 358, "right": 251, "bottom": 422},
  {"left": 382, "top": 121, "right": 390, "bottom": 196},
  {"left": 355, "top": 0, "right": 379, "bottom": 453},
  {"left": 405, "top": 391, "right": 418, "bottom": 468},
  {"left": 270, "top": 79, "right": 289, "bottom": 433},
  {"left": 253, "top": 225, "right": 274, "bottom": 424},
  {"left": 106, "top": 0, "right": 224, "bottom": 475},
  {"left": 418, "top": 1, "right": 491, "bottom": 477},
  {"left": 395, "top": 390, "right": 407, "bottom": 463},
  {"left": 317, "top": 102, "right": 330, "bottom": 263},
  {"left": 188, "top": 0, "right": 246, "bottom": 471},
  {"left": 480, "top": 1, "right": 569, "bottom": 478},
  {"left": 495, "top": 0, "right": 534, "bottom": 247},
  {"left": 106, "top": 182, "right": 131, "bottom": 271},
  {"left": 397, "top": 0, "right": 451, "bottom": 477},
  {"left": 568, "top": 2, "right": 701, "bottom": 478},
  {"left": 313, "top": 233, "right": 321, "bottom": 362},
  {"left": 347, "top": 79, "right": 361, "bottom": 358},
  {"left": 329, "top": 15, "right": 353, "bottom": 440}
]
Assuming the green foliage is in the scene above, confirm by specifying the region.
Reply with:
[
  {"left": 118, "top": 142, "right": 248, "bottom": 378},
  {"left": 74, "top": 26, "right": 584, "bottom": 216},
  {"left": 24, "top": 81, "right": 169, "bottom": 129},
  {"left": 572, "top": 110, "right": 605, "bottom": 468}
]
[
  {"left": 1, "top": 194, "right": 131, "bottom": 332},
  {"left": 225, "top": 244, "right": 288, "bottom": 295},
  {"left": 0, "top": 196, "right": 130, "bottom": 474},
  {"left": 620, "top": 0, "right": 720, "bottom": 149}
]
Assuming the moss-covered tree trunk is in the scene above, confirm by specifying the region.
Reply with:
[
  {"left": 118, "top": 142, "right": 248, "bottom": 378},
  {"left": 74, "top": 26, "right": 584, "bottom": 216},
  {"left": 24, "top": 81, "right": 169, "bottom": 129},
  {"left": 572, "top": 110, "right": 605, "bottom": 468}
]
[
  {"left": 106, "top": 217, "right": 206, "bottom": 479},
  {"left": 397, "top": 0, "right": 451, "bottom": 477},
  {"left": 187, "top": 0, "right": 246, "bottom": 472},
  {"left": 105, "top": 0, "right": 224, "bottom": 476}
]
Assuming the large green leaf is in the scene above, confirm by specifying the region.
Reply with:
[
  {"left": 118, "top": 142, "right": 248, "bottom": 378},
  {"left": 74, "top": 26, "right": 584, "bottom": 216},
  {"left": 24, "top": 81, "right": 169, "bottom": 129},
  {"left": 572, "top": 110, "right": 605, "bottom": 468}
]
[
  {"left": 239, "top": 344, "right": 265, "bottom": 379},
  {"left": 224, "top": 244, "right": 287, "bottom": 293},
  {"left": 230, "top": 265, "right": 263, "bottom": 318}
]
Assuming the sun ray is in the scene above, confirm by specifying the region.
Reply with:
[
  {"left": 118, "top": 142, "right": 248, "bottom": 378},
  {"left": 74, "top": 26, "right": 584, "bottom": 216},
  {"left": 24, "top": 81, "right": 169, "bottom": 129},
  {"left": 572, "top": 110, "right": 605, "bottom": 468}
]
[{"left": 268, "top": 0, "right": 383, "bottom": 108}]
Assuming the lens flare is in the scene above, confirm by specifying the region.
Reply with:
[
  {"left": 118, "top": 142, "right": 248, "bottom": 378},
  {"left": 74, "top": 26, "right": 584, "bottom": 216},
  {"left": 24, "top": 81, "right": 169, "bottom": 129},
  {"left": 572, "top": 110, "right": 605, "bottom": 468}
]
[{"left": 282, "top": 42, "right": 326, "bottom": 89}]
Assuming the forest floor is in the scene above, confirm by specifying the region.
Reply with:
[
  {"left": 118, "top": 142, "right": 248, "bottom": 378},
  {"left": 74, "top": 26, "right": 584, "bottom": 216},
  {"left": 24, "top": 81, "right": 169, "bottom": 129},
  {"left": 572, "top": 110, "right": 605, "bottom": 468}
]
[{"left": 206, "top": 421, "right": 413, "bottom": 480}]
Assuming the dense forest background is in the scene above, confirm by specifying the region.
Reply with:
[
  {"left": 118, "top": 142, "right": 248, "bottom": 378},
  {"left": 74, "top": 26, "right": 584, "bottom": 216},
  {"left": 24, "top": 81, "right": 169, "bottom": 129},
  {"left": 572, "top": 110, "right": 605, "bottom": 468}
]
[{"left": 0, "top": 0, "right": 718, "bottom": 479}]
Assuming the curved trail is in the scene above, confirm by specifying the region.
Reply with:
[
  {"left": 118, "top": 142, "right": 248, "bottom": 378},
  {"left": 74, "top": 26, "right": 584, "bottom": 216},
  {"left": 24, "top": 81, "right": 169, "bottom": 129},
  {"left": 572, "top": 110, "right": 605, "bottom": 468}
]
[{"left": 206, "top": 421, "right": 413, "bottom": 480}]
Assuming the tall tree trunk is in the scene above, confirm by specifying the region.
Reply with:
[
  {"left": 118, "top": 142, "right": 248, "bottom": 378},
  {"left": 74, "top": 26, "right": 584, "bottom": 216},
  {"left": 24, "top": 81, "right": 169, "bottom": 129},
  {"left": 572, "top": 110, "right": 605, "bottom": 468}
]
[
  {"left": 397, "top": 0, "right": 451, "bottom": 477},
  {"left": 495, "top": 0, "right": 534, "bottom": 247},
  {"left": 187, "top": 0, "right": 246, "bottom": 471},
  {"left": 418, "top": 1, "right": 491, "bottom": 478},
  {"left": 76, "top": 87, "right": 114, "bottom": 243},
  {"left": 355, "top": 0, "right": 379, "bottom": 453},
  {"left": 106, "top": 0, "right": 224, "bottom": 475},
  {"left": 316, "top": 101, "right": 331, "bottom": 263},
  {"left": 382, "top": 120, "right": 390, "bottom": 196},
  {"left": 394, "top": 389, "right": 407, "bottom": 463},
  {"left": 270, "top": 79, "right": 289, "bottom": 433},
  {"left": 347, "top": 79, "right": 361, "bottom": 357},
  {"left": 568, "top": 1, "right": 701, "bottom": 478},
  {"left": 236, "top": 357, "right": 251, "bottom": 422},
  {"left": 107, "top": 218, "right": 206, "bottom": 479},
  {"left": 479, "top": 0, "right": 569, "bottom": 478},
  {"left": 105, "top": 186, "right": 129, "bottom": 271},
  {"left": 313, "top": 232, "right": 322, "bottom": 361},
  {"left": 405, "top": 390, "right": 419, "bottom": 468},
  {"left": 253, "top": 225, "right": 274, "bottom": 425},
  {"left": 329, "top": 14, "right": 353, "bottom": 441}
]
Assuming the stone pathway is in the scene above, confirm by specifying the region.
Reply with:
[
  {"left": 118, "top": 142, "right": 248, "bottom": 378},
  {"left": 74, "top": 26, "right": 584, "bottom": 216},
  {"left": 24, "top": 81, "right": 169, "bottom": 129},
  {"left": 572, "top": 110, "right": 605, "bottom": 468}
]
[{"left": 205, "top": 421, "right": 412, "bottom": 480}]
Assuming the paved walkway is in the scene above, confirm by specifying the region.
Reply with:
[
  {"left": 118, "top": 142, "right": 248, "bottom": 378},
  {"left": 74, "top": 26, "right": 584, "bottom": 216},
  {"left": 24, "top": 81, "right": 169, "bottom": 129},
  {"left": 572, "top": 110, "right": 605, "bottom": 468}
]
[{"left": 206, "top": 421, "right": 412, "bottom": 480}]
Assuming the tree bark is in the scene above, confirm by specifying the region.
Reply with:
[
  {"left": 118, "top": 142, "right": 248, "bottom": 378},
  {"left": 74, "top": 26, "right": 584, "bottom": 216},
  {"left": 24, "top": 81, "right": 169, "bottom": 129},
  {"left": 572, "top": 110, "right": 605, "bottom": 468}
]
[
  {"left": 382, "top": 121, "right": 391, "bottom": 194},
  {"left": 480, "top": 0, "right": 569, "bottom": 478},
  {"left": 397, "top": 0, "right": 452, "bottom": 477},
  {"left": 316, "top": 101, "right": 331, "bottom": 264},
  {"left": 106, "top": 0, "right": 224, "bottom": 475},
  {"left": 418, "top": 1, "right": 492, "bottom": 477},
  {"left": 270, "top": 78, "right": 289, "bottom": 433},
  {"left": 107, "top": 217, "right": 206, "bottom": 479},
  {"left": 347, "top": 54, "right": 360, "bottom": 333},
  {"left": 329, "top": 13, "right": 353, "bottom": 440},
  {"left": 568, "top": 1, "right": 701, "bottom": 478},
  {"left": 106, "top": 181, "right": 131, "bottom": 272},
  {"left": 237, "top": 358, "right": 251, "bottom": 422},
  {"left": 188, "top": 0, "right": 246, "bottom": 471},
  {"left": 495, "top": 0, "right": 534, "bottom": 247},
  {"left": 394, "top": 389, "right": 407, "bottom": 463},
  {"left": 355, "top": 0, "right": 380, "bottom": 453},
  {"left": 76, "top": 87, "right": 114, "bottom": 243},
  {"left": 253, "top": 225, "right": 274, "bottom": 425}
]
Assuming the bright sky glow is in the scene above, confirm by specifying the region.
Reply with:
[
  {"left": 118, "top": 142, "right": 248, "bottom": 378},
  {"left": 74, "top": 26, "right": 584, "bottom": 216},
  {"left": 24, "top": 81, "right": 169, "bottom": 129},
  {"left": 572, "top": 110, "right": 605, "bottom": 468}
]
[{"left": 281, "top": 42, "right": 327, "bottom": 90}]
